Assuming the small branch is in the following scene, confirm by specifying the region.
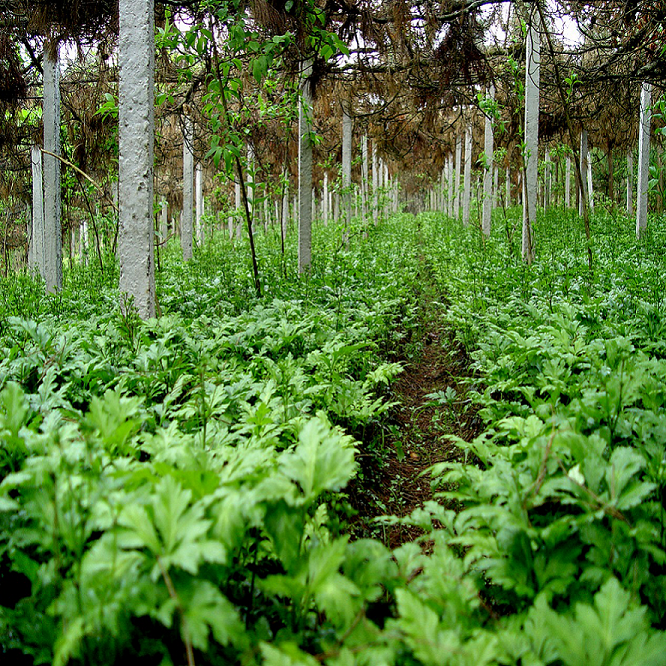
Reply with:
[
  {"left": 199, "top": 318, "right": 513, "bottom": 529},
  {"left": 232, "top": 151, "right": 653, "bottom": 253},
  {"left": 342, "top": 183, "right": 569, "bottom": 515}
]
[{"left": 39, "top": 148, "right": 118, "bottom": 213}]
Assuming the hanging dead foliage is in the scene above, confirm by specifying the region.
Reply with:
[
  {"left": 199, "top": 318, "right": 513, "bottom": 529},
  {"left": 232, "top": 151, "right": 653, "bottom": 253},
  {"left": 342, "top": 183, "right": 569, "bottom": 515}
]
[{"left": 0, "top": 34, "right": 27, "bottom": 104}]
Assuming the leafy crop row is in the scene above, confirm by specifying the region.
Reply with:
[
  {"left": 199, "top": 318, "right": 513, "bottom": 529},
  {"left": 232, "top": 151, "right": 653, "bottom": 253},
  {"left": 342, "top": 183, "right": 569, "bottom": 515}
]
[{"left": 2, "top": 209, "right": 666, "bottom": 665}]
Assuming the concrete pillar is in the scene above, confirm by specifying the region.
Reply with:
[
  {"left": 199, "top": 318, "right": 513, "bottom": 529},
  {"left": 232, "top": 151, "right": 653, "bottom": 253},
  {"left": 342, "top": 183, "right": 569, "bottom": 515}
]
[
  {"left": 118, "top": 0, "right": 155, "bottom": 318},
  {"left": 235, "top": 181, "right": 242, "bottom": 240},
  {"left": 462, "top": 121, "right": 472, "bottom": 226},
  {"left": 160, "top": 198, "right": 168, "bottom": 244},
  {"left": 342, "top": 101, "right": 352, "bottom": 222},
  {"left": 247, "top": 144, "right": 254, "bottom": 216},
  {"left": 43, "top": 47, "right": 62, "bottom": 292},
  {"left": 482, "top": 84, "right": 495, "bottom": 236},
  {"left": 579, "top": 129, "right": 588, "bottom": 216},
  {"left": 636, "top": 82, "right": 652, "bottom": 238},
  {"left": 181, "top": 116, "right": 194, "bottom": 260},
  {"left": 361, "top": 134, "right": 368, "bottom": 219},
  {"left": 544, "top": 152, "right": 551, "bottom": 210},
  {"left": 195, "top": 162, "right": 204, "bottom": 245},
  {"left": 586, "top": 147, "right": 594, "bottom": 210},
  {"left": 298, "top": 58, "right": 313, "bottom": 272},
  {"left": 31, "top": 145, "right": 45, "bottom": 278},
  {"left": 117, "top": 0, "right": 156, "bottom": 316},
  {"left": 281, "top": 173, "right": 289, "bottom": 243},
  {"left": 627, "top": 151, "right": 634, "bottom": 217},
  {"left": 505, "top": 166, "right": 511, "bottom": 206},
  {"left": 493, "top": 165, "right": 499, "bottom": 209},
  {"left": 565, "top": 155, "right": 571, "bottom": 208},
  {"left": 454, "top": 132, "right": 462, "bottom": 219},
  {"left": 522, "top": 15, "right": 540, "bottom": 263},
  {"left": 372, "top": 142, "right": 379, "bottom": 224},
  {"left": 323, "top": 172, "right": 329, "bottom": 225}
]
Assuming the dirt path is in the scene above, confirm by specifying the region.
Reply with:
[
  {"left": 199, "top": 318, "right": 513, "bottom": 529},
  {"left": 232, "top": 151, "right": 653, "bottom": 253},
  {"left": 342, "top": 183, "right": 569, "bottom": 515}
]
[{"left": 349, "top": 268, "right": 484, "bottom": 547}]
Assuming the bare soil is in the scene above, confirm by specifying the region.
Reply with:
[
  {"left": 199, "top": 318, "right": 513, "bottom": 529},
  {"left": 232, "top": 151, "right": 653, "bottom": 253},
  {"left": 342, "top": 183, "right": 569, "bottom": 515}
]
[{"left": 348, "top": 303, "right": 484, "bottom": 548}]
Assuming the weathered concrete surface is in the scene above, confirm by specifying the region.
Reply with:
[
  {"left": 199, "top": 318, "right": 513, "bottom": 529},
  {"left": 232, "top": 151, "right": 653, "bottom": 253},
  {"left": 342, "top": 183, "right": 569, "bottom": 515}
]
[
  {"left": 298, "top": 59, "right": 313, "bottom": 272},
  {"left": 636, "top": 83, "right": 651, "bottom": 237},
  {"left": 341, "top": 101, "right": 352, "bottom": 223},
  {"left": 118, "top": 0, "right": 155, "bottom": 318},
  {"left": 482, "top": 85, "right": 495, "bottom": 236},
  {"left": 31, "top": 145, "right": 45, "bottom": 278},
  {"left": 626, "top": 152, "right": 633, "bottom": 217},
  {"left": 43, "top": 48, "right": 62, "bottom": 292},
  {"left": 565, "top": 155, "right": 571, "bottom": 208},
  {"left": 522, "top": 17, "right": 540, "bottom": 263},
  {"left": 181, "top": 116, "right": 194, "bottom": 260},
  {"left": 195, "top": 162, "right": 204, "bottom": 244},
  {"left": 454, "top": 133, "right": 462, "bottom": 219},
  {"left": 462, "top": 122, "right": 472, "bottom": 226}
]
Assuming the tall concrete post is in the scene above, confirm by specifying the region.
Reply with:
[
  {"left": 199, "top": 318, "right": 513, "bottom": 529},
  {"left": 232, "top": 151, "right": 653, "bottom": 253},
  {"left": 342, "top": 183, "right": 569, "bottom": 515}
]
[
  {"left": 160, "top": 198, "right": 168, "bottom": 243},
  {"left": 482, "top": 84, "right": 495, "bottom": 236},
  {"left": 182, "top": 116, "right": 194, "bottom": 260},
  {"left": 323, "top": 172, "right": 329, "bottom": 225},
  {"left": 281, "top": 172, "right": 289, "bottom": 243},
  {"left": 579, "top": 129, "right": 588, "bottom": 216},
  {"left": 31, "top": 145, "right": 45, "bottom": 278},
  {"left": 118, "top": 0, "right": 155, "bottom": 318},
  {"left": 195, "top": 162, "right": 204, "bottom": 245},
  {"left": 247, "top": 144, "right": 254, "bottom": 216},
  {"left": 522, "top": 14, "right": 540, "bottom": 263},
  {"left": 372, "top": 141, "right": 379, "bottom": 225},
  {"left": 544, "top": 152, "right": 551, "bottom": 210},
  {"left": 462, "top": 121, "right": 473, "bottom": 226},
  {"left": 627, "top": 152, "right": 634, "bottom": 217},
  {"left": 361, "top": 134, "right": 368, "bottom": 220},
  {"left": 341, "top": 101, "right": 353, "bottom": 223},
  {"left": 636, "top": 82, "right": 652, "bottom": 238},
  {"left": 505, "top": 166, "right": 511, "bottom": 206},
  {"left": 298, "top": 58, "right": 313, "bottom": 272},
  {"left": 43, "top": 47, "right": 62, "bottom": 292},
  {"left": 454, "top": 133, "right": 462, "bottom": 219},
  {"left": 565, "top": 155, "right": 571, "bottom": 208},
  {"left": 235, "top": 181, "right": 242, "bottom": 240},
  {"left": 586, "top": 146, "right": 594, "bottom": 211}
]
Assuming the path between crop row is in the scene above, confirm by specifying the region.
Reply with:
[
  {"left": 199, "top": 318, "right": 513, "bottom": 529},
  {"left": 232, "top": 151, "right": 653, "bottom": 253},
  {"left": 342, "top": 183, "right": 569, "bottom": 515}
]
[{"left": 350, "top": 255, "right": 484, "bottom": 547}]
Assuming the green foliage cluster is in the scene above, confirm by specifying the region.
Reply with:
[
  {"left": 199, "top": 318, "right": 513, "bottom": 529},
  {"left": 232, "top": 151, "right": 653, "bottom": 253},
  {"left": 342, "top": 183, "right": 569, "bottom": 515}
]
[{"left": 2, "top": 208, "right": 666, "bottom": 665}]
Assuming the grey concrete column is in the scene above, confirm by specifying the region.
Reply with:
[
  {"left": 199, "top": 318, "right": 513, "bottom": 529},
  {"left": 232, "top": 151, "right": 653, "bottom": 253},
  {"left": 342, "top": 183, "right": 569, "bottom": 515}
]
[
  {"left": 462, "top": 122, "right": 472, "bottom": 226},
  {"left": 482, "top": 84, "right": 495, "bottom": 236},
  {"left": 43, "top": 47, "right": 62, "bottom": 292},
  {"left": 160, "top": 198, "right": 168, "bottom": 240},
  {"left": 544, "top": 152, "right": 551, "bottom": 210},
  {"left": 281, "top": 172, "right": 289, "bottom": 242},
  {"left": 372, "top": 142, "right": 379, "bottom": 224},
  {"left": 586, "top": 146, "right": 594, "bottom": 210},
  {"left": 627, "top": 152, "right": 634, "bottom": 217},
  {"left": 565, "top": 155, "right": 571, "bottom": 208},
  {"left": 361, "top": 134, "right": 368, "bottom": 219},
  {"left": 505, "top": 166, "right": 511, "bottom": 206},
  {"left": 579, "top": 129, "right": 588, "bottom": 216},
  {"left": 447, "top": 154, "right": 454, "bottom": 217},
  {"left": 298, "top": 58, "right": 313, "bottom": 272},
  {"left": 493, "top": 165, "right": 499, "bottom": 208},
  {"left": 247, "top": 144, "right": 254, "bottom": 215},
  {"left": 31, "top": 145, "right": 45, "bottom": 278},
  {"left": 454, "top": 133, "right": 462, "bottom": 219},
  {"left": 235, "top": 181, "right": 242, "bottom": 240},
  {"left": 323, "top": 172, "right": 329, "bottom": 225},
  {"left": 342, "top": 101, "right": 352, "bottom": 223},
  {"left": 181, "top": 116, "right": 194, "bottom": 260},
  {"left": 118, "top": 0, "right": 155, "bottom": 318},
  {"left": 195, "top": 162, "right": 204, "bottom": 245},
  {"left": 636, "top": 82, "right": 652, "bottom": 238},
  {"left": 522, "top": 15, "right": 540, "bottom": 263}
]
